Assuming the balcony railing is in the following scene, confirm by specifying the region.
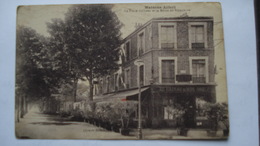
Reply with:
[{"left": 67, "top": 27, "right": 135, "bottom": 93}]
[
  {"left": 192, "top": 77, "right": 206, "bottom": 83},
  {"left": 192, "top": 43, "right": 205, "bottom": 49}
]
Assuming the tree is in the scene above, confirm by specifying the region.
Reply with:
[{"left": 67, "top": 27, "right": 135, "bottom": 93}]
[
  {"left": 16, "top": 26, "right": 46, "bottom": 119},
  {"left": 16, "top": 26, "right": 63, "bottom": 119},
  {"left": 63, "top": 4, "right": 123, "bottom": 101},
  {"left": 46, "top": 18, "right": 84, "bottom": 102}
]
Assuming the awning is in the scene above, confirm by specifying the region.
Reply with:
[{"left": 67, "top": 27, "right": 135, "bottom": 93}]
[{"left": 93, "top": 87, "right": 150, "bottom": 103}]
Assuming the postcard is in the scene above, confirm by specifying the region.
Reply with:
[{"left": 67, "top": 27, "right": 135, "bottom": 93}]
[{"left": 15, "top": 2, "right": 229, "bottom": 140}]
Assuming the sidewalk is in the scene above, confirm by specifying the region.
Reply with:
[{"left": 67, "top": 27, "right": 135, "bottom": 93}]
[
  {"left": 15, "top": 108, "right": 136, "bottom": 139},
  {"left": 131, "top": 128, "right": 227, "bottom": 140},
  {"left": 16, "top": 107, "right": 227, "bottom": 140}
]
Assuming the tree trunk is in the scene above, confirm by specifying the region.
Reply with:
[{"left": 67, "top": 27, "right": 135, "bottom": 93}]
[
  {"left": 73, "top": 78, "right": 78, "bottom": 102},
  {"left": 20, "top": 96, "right": 24, "bottom": 118},
  {"left": 16, "top": 95, "right": 20, "bottom": 122},
  {"left": 89, "top": 81, "right": 94, "bottom": 101},
  {"left": 88, "top": 73, "right": 94, "bottom": 101},
  {"left": 88, "top": 74, "right": 95, "bottom": 111},
  {"left": 24, "top": 96, "right": 28, "bottom": 115}
]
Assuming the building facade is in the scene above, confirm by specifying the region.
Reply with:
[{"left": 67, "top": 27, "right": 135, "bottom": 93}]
[{"left": 93, "top": 17, "right": 216, "bottom": 128}]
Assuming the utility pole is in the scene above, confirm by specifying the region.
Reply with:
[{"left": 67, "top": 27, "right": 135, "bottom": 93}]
[{"left": 134, "top": 59, "right": 144, "bottom": 139}]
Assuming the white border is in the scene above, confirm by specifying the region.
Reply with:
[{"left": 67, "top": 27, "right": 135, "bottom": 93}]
[{"left": 0, "top": 0, "right": 258, "bottom": 146}]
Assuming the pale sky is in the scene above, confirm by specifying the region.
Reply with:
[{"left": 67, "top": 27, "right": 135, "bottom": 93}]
[{"left": 17, "top": 3, "right": 228, "bottom": 103}]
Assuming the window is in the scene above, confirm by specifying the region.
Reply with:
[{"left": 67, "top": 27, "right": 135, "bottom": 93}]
[
  {"left": 164, "top": 99, "right": 174, "bottom": 120},
  {"left": 138, "top": 31, "right": 145, "bottom": 56},
  {"left": 191, "top": 25, "right": 204, "bottom": 48},
  {"left": 189, "top": 22, "right": 207, "bottom": 49},
  {"left": 139, "top": 65, "right": 144, "bottom": 86},
  {"left": 159, "top": 57, "right": 177, "bottom": 84},
  {"left": 125, "top": 41, "right": 131, "bottom": 61},
  {"left": 192, "top": 59, "right": 206, "bottom": 83},
  {"left": 161, "top": 60, "right": 175, "bottom": 83},
  {"left": 125, "top": 68, "right": 130, "bottom": 89},
  {"left": 189, "top": 57, "right": 208, "bottom": 83},
  {"left": 159, "top": 23, "right": 177, "bottom": 49},
  {"left": 161, "top": 25, "right": 175, "bottom": 49},
  {"left": 196, "top": 98, "right": 207, "bottom": 117}
]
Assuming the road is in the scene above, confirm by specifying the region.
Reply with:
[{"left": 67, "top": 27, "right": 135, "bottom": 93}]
[
  {"left": 15, "top": 107, "right": 136, "bottom": 139},
  {"left": 15, "top": 106, "right": 226, "bottom": 140}
]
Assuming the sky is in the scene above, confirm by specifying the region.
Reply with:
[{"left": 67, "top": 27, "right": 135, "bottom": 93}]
[{"left": 17, "top": 3, "right": 227, "bottom": 103}]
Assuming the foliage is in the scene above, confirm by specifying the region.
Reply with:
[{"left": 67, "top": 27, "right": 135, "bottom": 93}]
[
  {"left": 46, "top": 5, "right": 123, "bottom": 102},
  {"left": 95, "top": 101, "right": 137, "bottom": 128},
  {"left": 204, "top": 102, "right": 229, "bottom": 130},
  {"left": 82, "top": 102, "right": 96, "bottom": 119},
  {"left": 63, "top": 4, "right": 123, "bottom": 101},
  {"left": 46, "top": 18, "right": 83, "bottom": 101},
  {"left": 17, "top": 4, "right": 124, "bottom": 116},
  {"left": 165, "top": 103, "right": 188, "bottom": 128},
  {"left": 16, "top": 26, "right": 59, "bottom": 101},
  {"left": 165, "top": 104, "right": 186, "bottom": 119}
]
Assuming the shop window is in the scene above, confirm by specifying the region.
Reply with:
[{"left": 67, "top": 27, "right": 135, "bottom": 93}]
[
  {"left": 163, "top": 98, "right": 174, "bottom": 120},
  {"left": 196, "top": 98, "right": 207, "bottom": 116}
]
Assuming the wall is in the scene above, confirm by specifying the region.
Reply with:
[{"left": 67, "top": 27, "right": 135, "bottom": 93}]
[{"left": 98, "top": 18, "right": 215, "bottom": 94}]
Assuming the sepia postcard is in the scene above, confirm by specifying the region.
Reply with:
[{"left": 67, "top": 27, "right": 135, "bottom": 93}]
[{"left": 15, "top": 2, "right": 229, "bottom": 140}]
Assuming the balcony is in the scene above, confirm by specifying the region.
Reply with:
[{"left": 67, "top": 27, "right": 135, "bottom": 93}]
[
  {"left": 192, "top": 43, "right": 205, "bottom": 49},
  {"left": 192, "top": 77, "right": 206, "bottom": 83}
]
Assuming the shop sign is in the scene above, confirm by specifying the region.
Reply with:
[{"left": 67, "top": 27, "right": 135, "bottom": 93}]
[{"left": 156, "top": 86, "right": 211, "bottom": 93}]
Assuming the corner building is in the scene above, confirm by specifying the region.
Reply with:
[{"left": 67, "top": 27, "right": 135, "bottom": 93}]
[{"left": 94, "top": 17, "right": 216, "bottom": 128}]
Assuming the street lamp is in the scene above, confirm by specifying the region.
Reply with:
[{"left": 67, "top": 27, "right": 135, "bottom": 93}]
[{"left": 134, "top": 59, "right": 144, "bottom": 139}]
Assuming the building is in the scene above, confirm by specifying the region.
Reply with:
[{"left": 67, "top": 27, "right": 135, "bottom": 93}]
[{"left": 93, "top": 17, "right": 216, "bottom": 128}]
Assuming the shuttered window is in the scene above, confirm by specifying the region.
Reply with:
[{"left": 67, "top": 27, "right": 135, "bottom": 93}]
[
  {"left": 161, "top": 60, "right": 175, "bottom": 83},
  {"left": 139, "top": 65, "right": 144, "bottom": 86},
  {"left": 160, "top": 25, "right": 175, "bottom": 49},
  {"left": 192, "top": 59, "right": 206, "bottom": 83},
  {"left": 190, "top": 25, "right": 205, "bottom": 48},
  {"left": 138, "top": 32, "right": 145, "bottom": 55},
  {"left": 125, "top": 42, "right": 130, "bottom": 61},
  {"left": 125, "top": 69, "right": 130, "bottom": 88}
]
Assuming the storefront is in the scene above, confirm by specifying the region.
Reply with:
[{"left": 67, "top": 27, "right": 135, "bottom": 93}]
[
  {"left": 147, "top": 84, "right": 216, "bottom": 128},
  {"left": 92, "top": 84, "right": 215, "bottom": 129}
]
